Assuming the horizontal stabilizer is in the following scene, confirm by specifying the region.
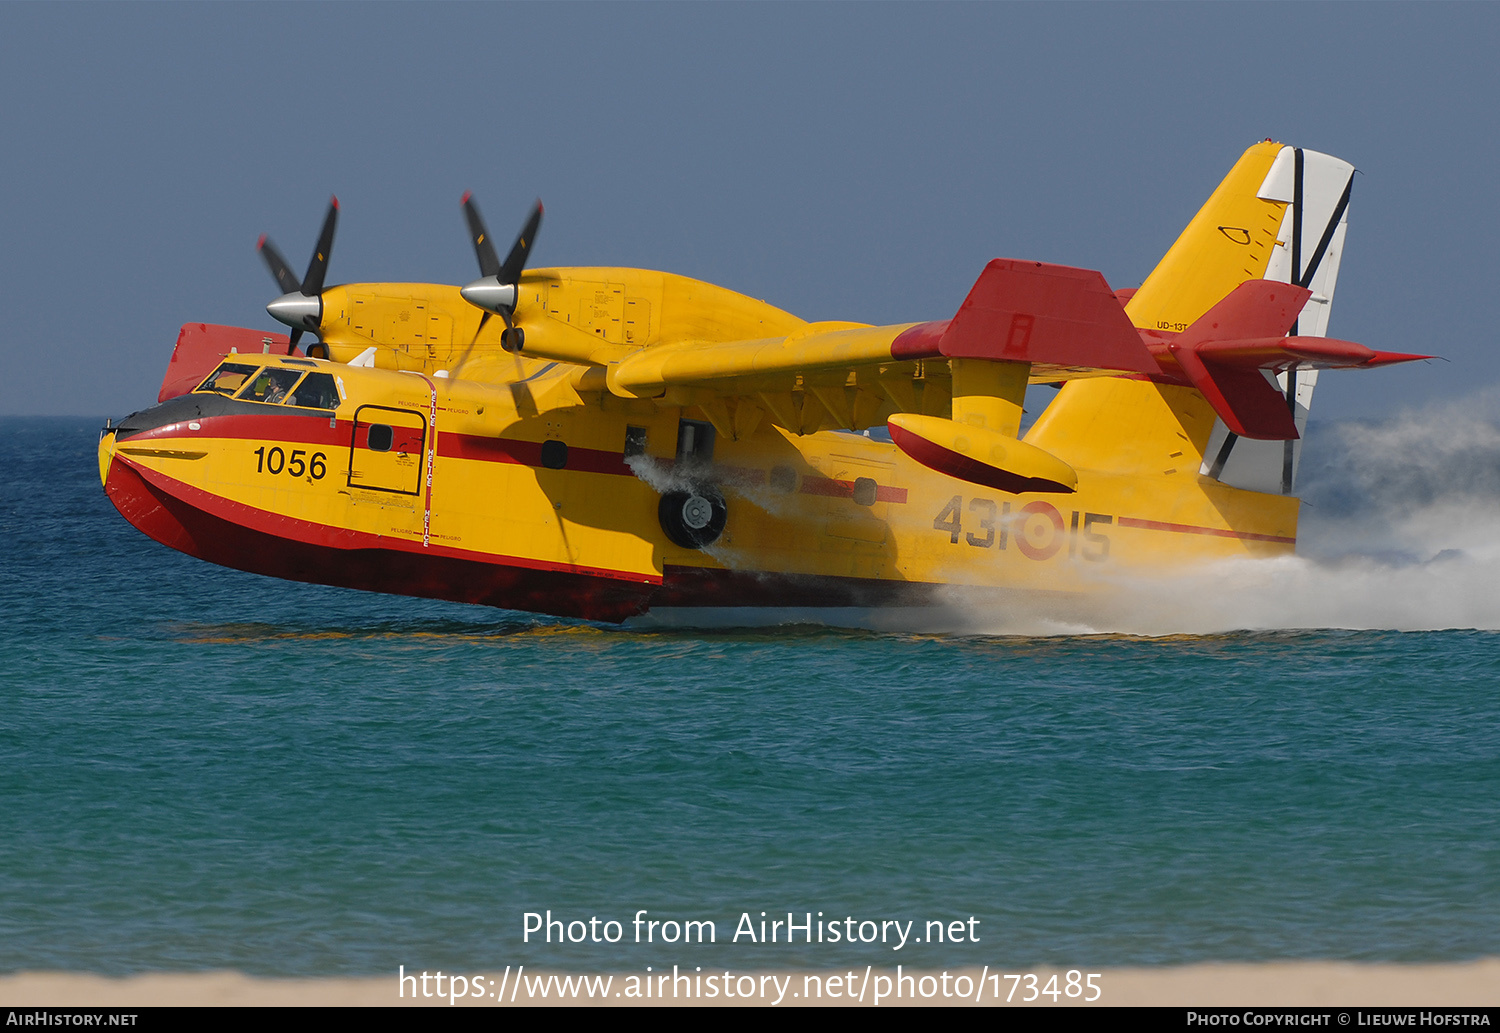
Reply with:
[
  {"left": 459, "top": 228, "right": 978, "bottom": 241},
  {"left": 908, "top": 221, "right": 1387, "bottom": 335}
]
[
  {"left": 1193, "top": 336, "right": 1432, "bottom": 369},
  {"left": 1172, "top": 347, "right": 1298, "bottom": 439},
  {"left": 1177, "top": 279, "right": 1309, "bottom": 345},
  {"left": 893, "top": 259, "right": 1159, "bottom": 374},
  {"left": 1161, "top": 281, "right": 1431, "bottom": 440}
]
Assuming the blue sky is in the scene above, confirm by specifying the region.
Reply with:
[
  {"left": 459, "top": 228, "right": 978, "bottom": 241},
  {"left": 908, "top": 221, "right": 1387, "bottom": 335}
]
[{"left": 2, "top": 2, "right": 1495, "bottom": 419}]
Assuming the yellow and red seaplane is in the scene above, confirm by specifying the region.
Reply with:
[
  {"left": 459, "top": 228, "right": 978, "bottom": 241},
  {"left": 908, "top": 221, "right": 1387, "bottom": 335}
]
[{"left": 99, "top": 141, "right": 1427, "bottom": 625}]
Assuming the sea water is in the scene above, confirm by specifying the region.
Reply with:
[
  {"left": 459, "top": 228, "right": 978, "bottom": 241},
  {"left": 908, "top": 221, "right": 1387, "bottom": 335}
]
[{"left": 1, "top": 411, "right": 1498, "bottom": 976}]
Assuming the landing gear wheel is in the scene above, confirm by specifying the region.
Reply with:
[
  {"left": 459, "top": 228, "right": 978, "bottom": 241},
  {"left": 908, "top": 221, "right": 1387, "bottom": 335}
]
[{"left": 659, "top": 488, "right": 728, "bottom": 549}]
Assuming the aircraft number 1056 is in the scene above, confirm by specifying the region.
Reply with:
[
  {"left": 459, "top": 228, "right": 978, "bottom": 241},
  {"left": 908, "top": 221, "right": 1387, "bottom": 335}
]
[
  {"left": 933, "top": 495, "right": 1112, "bottom": 562},
  {"left": 254, "top": 446, "right": 328, "bottom": 480}
]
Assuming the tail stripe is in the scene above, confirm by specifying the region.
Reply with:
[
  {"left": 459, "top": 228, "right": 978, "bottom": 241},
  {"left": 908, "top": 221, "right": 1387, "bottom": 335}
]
[
  {"left": 1117, "top": 515, "right": 1296, "bottom": 545},
  {"left": 1208, "top": 431, "right": 1239, "bottom": 480},
  {"left": 1292, "top": 147, "right": 1304, "bottom": 318},
  {"left": 1297, "top": 165, "right": 1353, "bottom": 292}
]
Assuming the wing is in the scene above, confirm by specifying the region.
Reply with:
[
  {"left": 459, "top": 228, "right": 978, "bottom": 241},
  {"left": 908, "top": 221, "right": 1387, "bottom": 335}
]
[
  {"left": 511, "top": 259, "right": 1165, "bottom": 438},
  {"left": 506, "top": 253, "right": 1424, "bottom": 448}
]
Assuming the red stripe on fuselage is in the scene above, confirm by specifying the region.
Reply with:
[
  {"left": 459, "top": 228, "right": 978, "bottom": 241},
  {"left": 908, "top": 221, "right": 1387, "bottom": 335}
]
[
  {"left": 800, "top": 476, "right": 908, "bottom": 504},
  {"left": 1115, "top": 515, "right": 1295, "bottom": 545},
  {"left": 124, "top": 411, "right": 348, "bottom": 448},
  {"left": 128, "top": 409, "right": 914, "bottom": 498},
  {"left": 440, "top": 433, "right": 634, "bottom": 476},
  {"left": 127, "top": 410, "right": 638, "bottom": 477}
]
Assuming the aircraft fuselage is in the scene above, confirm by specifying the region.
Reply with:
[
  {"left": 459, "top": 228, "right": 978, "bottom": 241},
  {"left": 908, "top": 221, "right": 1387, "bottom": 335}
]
[{"left": 100, "top": 354, "right": 1298, "bottom": 624}]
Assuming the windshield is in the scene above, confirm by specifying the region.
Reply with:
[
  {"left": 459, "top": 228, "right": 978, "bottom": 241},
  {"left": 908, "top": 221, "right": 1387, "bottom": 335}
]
[{"left": 196, "top": 362, "right": 259, "bottom": 395}]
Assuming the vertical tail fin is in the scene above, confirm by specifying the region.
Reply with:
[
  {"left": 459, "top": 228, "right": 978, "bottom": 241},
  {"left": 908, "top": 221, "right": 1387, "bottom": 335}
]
[
  {"left": 1026, "top": 141, "right": 1355, "bottom": 495},
  {"left": 1201, "top": 147, "right": 1354, "bottom": 493}
]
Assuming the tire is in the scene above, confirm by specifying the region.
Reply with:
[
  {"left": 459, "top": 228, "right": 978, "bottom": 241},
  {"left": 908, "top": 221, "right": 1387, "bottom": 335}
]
[{"left": 658, "top": 487, "right": 728, "bottom": 549}]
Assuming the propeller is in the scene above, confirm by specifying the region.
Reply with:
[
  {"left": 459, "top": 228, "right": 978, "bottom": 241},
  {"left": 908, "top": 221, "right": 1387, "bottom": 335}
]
[
  {"left": 452, "top": 194, "right": 543, "bottom": 377},
  {"left": 258, "top": 196, "right": 339, "bottom": 353}
]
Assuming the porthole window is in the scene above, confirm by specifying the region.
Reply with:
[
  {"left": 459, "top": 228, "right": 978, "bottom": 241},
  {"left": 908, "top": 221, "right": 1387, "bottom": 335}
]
[
  {"left": 367, "top": 424, "right": 394, "bottom": 452},
  {"left": 852, "top": 477, "right": 878, "bottom": 506},
  {"left": 540, "top": 439, "right": 569, "bottom": 469},
  {"left": 769, "top": 465, "right": 798, "bottom": 494}
]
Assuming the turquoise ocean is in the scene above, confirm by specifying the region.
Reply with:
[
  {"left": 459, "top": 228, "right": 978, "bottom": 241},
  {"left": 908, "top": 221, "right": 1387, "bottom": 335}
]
[{"left": 3, "top": 410, "right": 1499, "bottom": 977}]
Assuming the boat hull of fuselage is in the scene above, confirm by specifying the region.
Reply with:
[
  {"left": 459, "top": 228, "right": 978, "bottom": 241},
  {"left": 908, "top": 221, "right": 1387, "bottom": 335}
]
[
  {"left": 98, "top": 384, "right": 1299, "bottom": 624},
  {"left": 101, "top": 441, "right": 660, "bottom": 622}
]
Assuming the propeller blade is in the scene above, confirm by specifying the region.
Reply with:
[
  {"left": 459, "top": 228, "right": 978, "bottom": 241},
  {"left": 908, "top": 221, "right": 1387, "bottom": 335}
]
[
  {"left": 462, "top": 193, "right": 501, "bottom": 279},
  {"left": 500, "top": 309, "right": 527, "bottom": 404},
  {"left": 449, "top": 311, "right": 491, "bottom": 379},
  {"left": 287, "top": 328, "right": 304, "bottom": 354},
  {"left": 257, "top": 236, "right": 302, "bottom": 295},
  {"left": 299, "top": 196, "right": 339, "bottom": 297},
  {"left": 499, "top": 200, "right": 543, "bottom": 286},
  {"left": 510, "top": 359, "right": 535, "bottom": 415}
]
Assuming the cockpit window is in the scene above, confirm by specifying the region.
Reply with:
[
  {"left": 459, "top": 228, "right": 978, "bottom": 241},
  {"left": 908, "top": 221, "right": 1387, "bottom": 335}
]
[
  {"left": 197, "top": 362, "right": 259, "bottom": 395},
  {"left": 194, "top": 361, "right": 341, "bottom": 410},
  {"left": 235, "top": 368, "right": 304, "bottom": 405},
  {"left": 284, "top": 372, "right": 340, "bottom": 410}
]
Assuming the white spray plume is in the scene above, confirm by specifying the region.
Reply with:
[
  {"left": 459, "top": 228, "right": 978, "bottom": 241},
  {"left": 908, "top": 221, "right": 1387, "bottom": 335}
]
[
  {"left": 624, "top": 454, "right": 691, "bottom": 495},
  {"left": 942, "top": 390, "right": 1500, "bottom": 636}
]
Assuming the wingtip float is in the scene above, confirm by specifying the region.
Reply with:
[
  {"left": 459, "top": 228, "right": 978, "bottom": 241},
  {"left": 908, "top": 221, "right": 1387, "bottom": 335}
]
[{"left": 101, "top": 142, "right": 1431, "bottom": 626}]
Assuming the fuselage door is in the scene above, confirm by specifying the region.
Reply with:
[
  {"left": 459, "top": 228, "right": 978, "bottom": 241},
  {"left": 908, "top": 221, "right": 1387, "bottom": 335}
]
[{"left": 349, "top": 405, "right": 427, "bottom": 495}]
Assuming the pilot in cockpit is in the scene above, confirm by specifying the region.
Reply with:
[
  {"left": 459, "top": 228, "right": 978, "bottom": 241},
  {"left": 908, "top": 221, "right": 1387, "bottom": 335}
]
[{"left": 240, "top": 367, "right": 302, "bottom": 404}]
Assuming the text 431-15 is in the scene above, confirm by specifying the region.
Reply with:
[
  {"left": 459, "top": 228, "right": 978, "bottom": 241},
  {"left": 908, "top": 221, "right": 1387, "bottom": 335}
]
[{"left": 933, "top": 496, "right": 1112, "bottom": 562}]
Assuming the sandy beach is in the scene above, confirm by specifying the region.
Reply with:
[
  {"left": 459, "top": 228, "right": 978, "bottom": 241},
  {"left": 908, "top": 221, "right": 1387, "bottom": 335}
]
[{"left": 3, "top": 962, "right": 1499, "bottom": 1007}]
